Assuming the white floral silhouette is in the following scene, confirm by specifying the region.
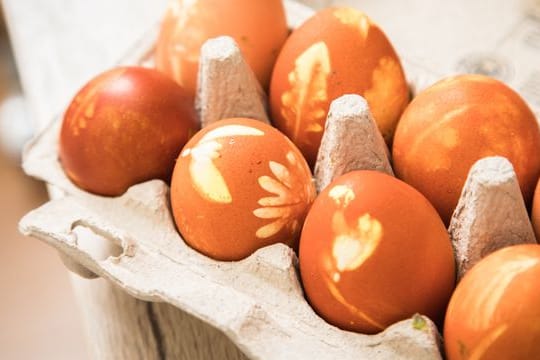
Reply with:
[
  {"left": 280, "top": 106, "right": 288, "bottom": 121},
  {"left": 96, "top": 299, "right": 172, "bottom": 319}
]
[{"left": 253, "top": 151, "right": 314, "bottom": 239}]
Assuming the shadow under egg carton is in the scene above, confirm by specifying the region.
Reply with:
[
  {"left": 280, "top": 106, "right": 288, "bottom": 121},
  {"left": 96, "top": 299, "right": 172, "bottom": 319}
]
[{"left": 17, "top": 1, "right": 538, "bottom": 359}]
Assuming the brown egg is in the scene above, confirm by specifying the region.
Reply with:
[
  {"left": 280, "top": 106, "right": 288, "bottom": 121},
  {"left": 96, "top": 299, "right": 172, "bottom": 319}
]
[
  {"left": 533, "top": 179, "right": 540, "bottom": 241},
  {"left": 444, "top": 244, "right": 540, "bottom": 360},
  {"left": 299, "top": 171, "right": 455, "bottom": 334},
  {"left": 270, "top": 7, "right": 409, "bottom": 167},
  {"left": 59, "top": 67, "right": 198, "bottom": 196},
  {"left": 155, "top": 0, "right": 289, "bottom": 97},
  {"left": 393, "top": 74, "right": 540, "bottom": 224},
  {"left": 170, "top": 118, "right": 315, "bottom": 261}
]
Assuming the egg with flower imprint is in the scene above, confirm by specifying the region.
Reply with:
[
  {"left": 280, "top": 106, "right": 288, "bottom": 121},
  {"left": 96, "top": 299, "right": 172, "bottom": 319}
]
[
  {"left": 171, "top": 118, "right": 316, "bottom": 261},
  {"left": 299, "top": 171, "right": 455, "bottom": 334}
]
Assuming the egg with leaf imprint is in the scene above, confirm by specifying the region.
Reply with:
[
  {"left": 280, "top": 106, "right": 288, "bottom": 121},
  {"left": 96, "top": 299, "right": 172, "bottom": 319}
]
[
  {"left": 270, "top": 7, "right": 409, "bottom": 167},
  {"left": 299, "top": 171, "right": 455, "bottom": 334},
  {"left": 171, "top": 118, "right": 316, "bottom": 261},
  {"left": 444, "top": 244, "right": 540, "bottom": 360},
  {"left": 393, "top": 74, "right": 540, "bottom": 225}
]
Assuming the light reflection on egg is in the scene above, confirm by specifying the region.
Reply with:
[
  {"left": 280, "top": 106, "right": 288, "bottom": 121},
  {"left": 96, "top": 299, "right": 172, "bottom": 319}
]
[
  {"left": 393, "top": 74, "right": 540, "bottom": 224},
  {"left": 59, "top": 66, "right": 198, "bottom": 196},
  {"left": 155, "top": 0, "right": 289, "bottom": 97}
]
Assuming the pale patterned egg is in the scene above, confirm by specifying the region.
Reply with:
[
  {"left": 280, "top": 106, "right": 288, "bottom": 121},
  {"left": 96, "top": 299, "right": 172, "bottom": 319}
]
[
  {"left": 393, "top": 74, "right": 540, "bottom": 224},
  {"left": 299, "top": 171, "right": 455, "bottom": 334},
  {"left": 444, "top": 244, "right": 540, "bottom": 360},
  {"left": 170, "top": 118, "right": 316, "bottom": 261},
  {"left": 155, "top": 0, "right": 289, "bottom": 97},
  {"left": 270, "top": 7, "right": 409, "bottom": 167}
]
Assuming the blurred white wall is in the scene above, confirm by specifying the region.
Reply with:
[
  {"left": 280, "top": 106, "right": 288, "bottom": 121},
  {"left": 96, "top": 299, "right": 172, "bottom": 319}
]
[{"left": 0, "top": 10, "right": 88, "bottom": 360}]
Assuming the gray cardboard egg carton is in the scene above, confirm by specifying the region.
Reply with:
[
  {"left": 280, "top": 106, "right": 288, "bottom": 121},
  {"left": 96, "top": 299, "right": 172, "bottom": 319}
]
[{"left": 18, "top": 1, "right": 537, "bottom": 359}]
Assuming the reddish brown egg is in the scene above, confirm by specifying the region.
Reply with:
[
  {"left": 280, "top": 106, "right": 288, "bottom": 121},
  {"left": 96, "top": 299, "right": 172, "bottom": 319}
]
[
  {"left": 155, "top": 0, "right": 289, "bottom": 97},
  {"left": 444, "top": 244, "right": 540, "bottom": 360},
  {"left": 533, "top": 179, "right": 540, "bottom": 241},
  {"left": 170, "top": 118, "right": 316, "bottom": 261},
  {"left": 270, "top": 7, "right": 409, "bottom": 167},
  {"left": 299, "top": 171, "right": 455, "bottom": 334},
  {"left": 59, "top": 66, "right": 198, "bottom": 196},
  {"left": 393, "top": 74, "right": 540, "bottom": 224}
]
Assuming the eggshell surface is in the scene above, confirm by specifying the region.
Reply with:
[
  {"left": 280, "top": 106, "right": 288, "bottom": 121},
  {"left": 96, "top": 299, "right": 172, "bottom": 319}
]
[
  {"left": 393, "top": 74, "right": 540, "bottom": 224},
  {"left": 444, "top": 244, "right": 540, "bottom": 360},
  {"left": 155, "top": 0, "right": 289, "bottom": 97},
  {"left": 171, "top": 118, "right": 316, "bottom": 261},
  {"left": 270, "top": 7, "right": 409, "bottom": 166},
  {"left": 59, "top": 66, "right": 197, "bottom": 196},
  {"left": 299, "top": 170, "right": 455, "bottom": 334},
  {"left": 532, "top": 179, "right": 540, "bottom": 241}
]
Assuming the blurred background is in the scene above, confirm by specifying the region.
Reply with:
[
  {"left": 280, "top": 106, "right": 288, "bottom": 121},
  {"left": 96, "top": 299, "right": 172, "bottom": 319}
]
[{"left": 0, "top": 8, "right": 88, "bottom": 360}]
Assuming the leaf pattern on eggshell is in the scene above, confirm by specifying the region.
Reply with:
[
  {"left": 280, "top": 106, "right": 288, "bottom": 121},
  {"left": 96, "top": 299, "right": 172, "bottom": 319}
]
[{"left": 184, "top": 125, "right": 264, "bottom": 204}]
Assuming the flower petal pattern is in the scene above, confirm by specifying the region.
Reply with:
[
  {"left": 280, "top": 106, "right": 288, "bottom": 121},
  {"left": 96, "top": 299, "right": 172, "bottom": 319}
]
[
  {"left": 256, "top": 218, "right": 289, "bottom": 239},
  {"left": 253, "top": 151, "right": 312, "bottom": 239},
  {"left": 269, "top": 161, "right": 292, "bottom": 188},
  {"left": 253, "top": 207, "right": 291, "bottom": 219},
  {"left": 258, "top": 175, "right": 290, "bottom": 199}
]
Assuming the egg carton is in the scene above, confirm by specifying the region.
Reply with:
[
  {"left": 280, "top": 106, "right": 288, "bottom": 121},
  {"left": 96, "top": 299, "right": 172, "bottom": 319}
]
[{"left": 18, "top": 1, "right": 537, "bottom": 359}]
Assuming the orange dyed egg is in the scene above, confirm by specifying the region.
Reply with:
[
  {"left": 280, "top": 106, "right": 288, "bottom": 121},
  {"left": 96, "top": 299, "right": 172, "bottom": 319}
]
[
  {"left": 299, "top": 171, "right": 455, "bottom": 334},
  {"left": 155, "top": 0, "right": 289, "bottom": 97},
  {"left": 171, "top": 118, "right": 315, "bottom": 261},
  {"left": 59, "top": 66, "right": 197, "bottom": 196},
  {"left": 533, "top": 179, "right": 540, "bottom": 241},
  {"left": 393, "top": 74, "right": 540, "bottom": 224},
  {"left": 270, "top": 7, "right": 409, "bottom": 167},
  {"left": 444, "top": 244, "right": 540, "bottom": 360}
]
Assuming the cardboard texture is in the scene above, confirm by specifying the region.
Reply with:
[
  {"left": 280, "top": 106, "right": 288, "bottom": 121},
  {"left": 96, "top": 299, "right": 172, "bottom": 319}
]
[
  {"left": 196, "top": 36, "right": 269, "bottom": 127},
  {"left": 314, "top": 94, "right": 393, "bottom": 193},
  {"left": 19, "top": 180, "right": 442, "bottom": 360},
  {"left": 449, "top": 157, "right": 537, "bottom": 280}
]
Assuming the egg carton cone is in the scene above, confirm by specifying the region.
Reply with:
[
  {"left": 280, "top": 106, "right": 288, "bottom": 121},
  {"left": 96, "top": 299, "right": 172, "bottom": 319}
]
[
  {"left": 448, "top": 156, "right": 537, "bottom": 280},
  {"left": 19, "top": 1, "right": 538, "bottom": 359},
  {"left": 196, "top": 36, "right": 270, "bottom": 127},
  {"left": 314, "top": 94, "right": 393, "bottom": 193}
]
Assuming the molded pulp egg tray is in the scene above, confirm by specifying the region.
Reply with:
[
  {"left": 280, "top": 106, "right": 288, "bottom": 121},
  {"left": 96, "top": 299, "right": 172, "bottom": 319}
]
[{"left": 19, "top": 2, "right": 449, "bottom": 359}]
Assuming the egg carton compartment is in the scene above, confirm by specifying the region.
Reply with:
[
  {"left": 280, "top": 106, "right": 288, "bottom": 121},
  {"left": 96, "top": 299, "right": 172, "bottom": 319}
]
[{"left": 17, "top": 1, "right": 538, "bottom": 359}]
